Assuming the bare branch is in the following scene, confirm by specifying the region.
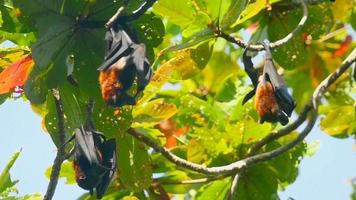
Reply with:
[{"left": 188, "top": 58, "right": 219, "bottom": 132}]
[
  {"left": 43, "top": 89, "right": 67, "bottom": 200},
  {"left": 216, "top": 0, "right": 308, "bottom": 51},
  {"left": 128, "top": 48, "right": 356, "bottom": 175}
]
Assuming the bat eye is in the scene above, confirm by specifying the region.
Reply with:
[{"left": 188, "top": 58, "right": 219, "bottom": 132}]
[{"left": 79, "top": 175, "right": 86, "bottom": 180}]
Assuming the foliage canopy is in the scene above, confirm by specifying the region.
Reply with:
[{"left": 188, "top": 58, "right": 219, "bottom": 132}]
[{"left": 0, "top": 0, "right": 355, "bottom": 199}]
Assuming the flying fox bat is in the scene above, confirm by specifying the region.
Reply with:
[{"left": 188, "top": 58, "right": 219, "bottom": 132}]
[
  {"left": 242, "top": 42, "right": 296, "bottom": 125},
  {"left": 73, "top": 126, "right": 116, "bottom": 199},
  {"left": 98, "top": 24, "right": 152, "bottom": 107}
]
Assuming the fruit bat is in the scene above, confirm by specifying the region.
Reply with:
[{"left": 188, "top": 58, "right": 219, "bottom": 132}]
[
  {"left": 73, "top": 126, "right": 116, "bottom": 199},
  {"left": 242, "top": 42, "right": 296, "bottom": 125},
  {"left": 98, "top": 24, "right": 152, "bottom": 107}
]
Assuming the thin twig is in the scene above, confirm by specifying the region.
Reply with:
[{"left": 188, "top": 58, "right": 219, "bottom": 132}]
[
  {"left": 127, "top": 49, "right": 356, "bottom": 175},
  {"left": 105, "top": 0, "right": 129, "bottom": 28},
  {"left": 227, "top": 173, "right": 242, "bottom": 200},
  {"left": 317, "top": 26, "right": 347, "bottom": 43},
  {"left": 216, "top": 0, "right": 308, "bottom": 51},
  {"left": 43, "top": 89, "right": 67, "bottom": 200},
  {"left": 121, "top": 0, "right": 158, "bottom": 22}
]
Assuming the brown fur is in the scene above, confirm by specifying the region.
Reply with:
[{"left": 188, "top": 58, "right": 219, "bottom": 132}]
[
  {"left": 255, "top": 80, "right": 279, "bottom": 123},
  {"left": 99, "top": 70, "right": 122, "bottom": 103}
]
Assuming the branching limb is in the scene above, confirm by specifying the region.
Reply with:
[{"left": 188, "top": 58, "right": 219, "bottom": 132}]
[
  {"left": 216, "top": 0, "right": 308, "bottom": 51},
  {"left": 43, "top": 89, "right": 67, "bottom": 200},
  {"left": 313, "top": 48, "right": 356, "bottom": 109},
  {"left": 128, "top": 49, "right": 356, "bottom": 175}
]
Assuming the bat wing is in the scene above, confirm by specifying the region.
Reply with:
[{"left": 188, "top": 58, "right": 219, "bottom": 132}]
[
  {"left": 95, "top": 138, "right": 117, "bottom": 199},
  {"left": 131, "top": 43, "right": 152, "bottom": 92},
  {"left": 262, "top": 42, "right": 296, "bottom": 117},
  {"left": 74, "top": 127, "right": 100, "bottom": 165},
  {"left": 242, "top": 48, "right": 259, "bottom": 104},
  {"left": 98, "top": 27, "right": 133, "bottom": 71},
  {"left": 243, "top": 49, "right": 259, "bottom": 87}
]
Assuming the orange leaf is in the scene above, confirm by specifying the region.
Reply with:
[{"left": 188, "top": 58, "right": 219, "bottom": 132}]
[
  {"left": 333, "top": 35, "right": 352, "bottom": 58},
  {"left": 155, "top": 119, "right": 188, "bottom": 149},
  {"left": 0, "top": 55, "right": 34, "bottom": 94}
]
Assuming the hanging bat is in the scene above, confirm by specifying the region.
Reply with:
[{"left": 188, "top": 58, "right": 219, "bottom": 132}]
[
  {"left": 73, "top": 126, "right": 116, "bottom": 199},
  {"left": 242, "top": 42, "right": 296, "bottom": 125},
  {"left": 98, "top": 24, "right": 152, "bottom": 107}
]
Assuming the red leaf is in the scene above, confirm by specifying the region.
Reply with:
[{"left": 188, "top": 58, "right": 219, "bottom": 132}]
[
  {"left": 155, "top": 119, "right": 188, "bottom": 149},
  {"left": 333, "top": 35, "right": 352, "bottom": 58},
  {"left": 0, "top": 55, "right": 34, "bottom": 94}
]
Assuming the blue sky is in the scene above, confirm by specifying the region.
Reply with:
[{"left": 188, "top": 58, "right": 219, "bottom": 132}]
[{"left": 0, "top": 99, "right": 355, "bottom": 200}]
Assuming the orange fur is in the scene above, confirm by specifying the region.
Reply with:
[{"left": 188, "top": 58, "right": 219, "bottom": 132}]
[
  {"left": 73, "top": 161, "right": 85, "bottom": 181},
  {"left": 255, "top": 81, "right": 279, "bottom": 120},
  {"left": 99, "top": 70, "right": 122, "bottom": 103}
]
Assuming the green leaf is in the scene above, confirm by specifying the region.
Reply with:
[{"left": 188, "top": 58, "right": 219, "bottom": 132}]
[
  {"left": 45, "top": 161, "right": 76, "bottom": 185},
  {"left": 320, "top": 105, "right": 356, "bottom": 138},
  {"left": 268, "top": 4, "right": 334, "bottom": 69},
  {"left": 201, "top": 51, "right": 240, "bottom": 92},
  {"left": 230, "top": 0, "right": 266, "bottom": 28},
  {"left": 117, "top": 134, "right": 152, "bottom": 192},
  {"left": 195, "top": 179, "right": 230, "bottom": 200},
  {"left": 59, "top": 82, "right": 85, "bottom": 130},
  {"left": 187, "top": 139, "right": 208, "bottom": 164},
  {"left": 235, "top": 164, "right": 279, "bottom": 200},
  {"left": 0, "top": 150, "right": 21, "bottom": 193},
  {"left": 221, "top": 0, "right": 248, "bottom": 29},
  {"left": 129, "top": 13, "right": 165, "bottom": 48},
  {"left": 153, "top": 0, "right": 196, "bottom": 28},
  {"left": 132, "top": 98, "right": 177, "bottom": 128},
  {"left": 24, "top": 66, "right": 48, "bottom": 104},
  {"left": 178, "top": 94, "right": 227, "bottom": 129},
  {"left": 93, "top": 106, "right": 133, "bottom": 138},
  {"left": 157, "top": 170, "right": 192, "bottom": 194}
]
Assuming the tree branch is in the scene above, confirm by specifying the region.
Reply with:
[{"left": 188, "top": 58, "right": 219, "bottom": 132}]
[
  {"left": 105, "top": 0, "right": 129, "bottom": 28},
  {"left": 121, "top": 0, "right": 157, "bottom": 22},
  {"left": 216, "top": 0, "right": 308, "bottom": 51},
  {"left": 313, "top": 48, "right": 356, "bottom": 109},
  {"left": 128, "top": 49, "right": 356, "bottom": 175},
  {"left": 43, "top": 89, "right": 67, "bottom": 200},
  {"left": 155, "top": 174, "right": 230, "bottom": 185}
]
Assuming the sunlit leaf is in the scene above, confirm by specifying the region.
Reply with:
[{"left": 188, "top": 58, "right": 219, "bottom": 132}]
[
  {"left": 0, "top": 150, "right": 21, "bottom": 193},
  {"left": 195, "top": 179, "right": 230, "bottom": 200},
  {"left": 0, "top": 54, "right": 33, "bottom": 94},
  {"left": 320, "top": 105, "right": 356, "bottom": 138},
  {"left": 132, "top": 98, "right": 178, "bottom": 127},
  {"left": 45, "top": 161, "right": 76, "bottom": 185}
]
